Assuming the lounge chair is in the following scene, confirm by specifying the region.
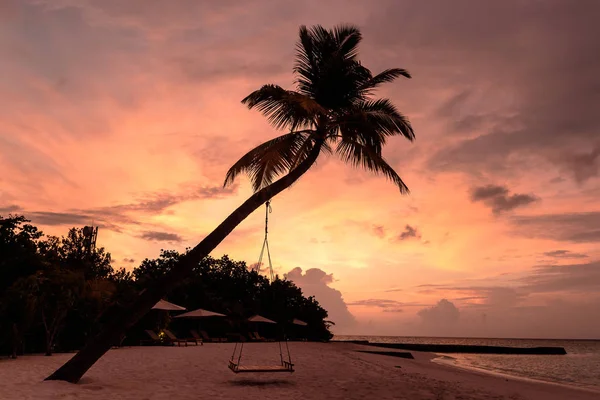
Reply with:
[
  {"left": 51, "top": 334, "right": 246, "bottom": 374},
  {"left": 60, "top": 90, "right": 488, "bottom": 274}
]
[
  {"left": 112, "top": 334, "right": 127, "bottom": 348},
  {"left": 164, "top": 329, "right": 202, "bottom": 346},
  {"left": 140, "top": 330, "right": 167, "bottom": 346},
  {"left": 253, "top": 331, "right": 276, "bottom": 342},
  {"left": 247, "top": 332, "right": 264, "bottom": 342},
  {"left": 192, "top": 329, "right": 226, "bottom": 343}
]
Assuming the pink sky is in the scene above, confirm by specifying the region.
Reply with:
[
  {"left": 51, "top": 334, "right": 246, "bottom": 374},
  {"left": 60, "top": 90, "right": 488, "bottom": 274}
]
[{"left": 2, "top": 0, "right": 599, "bottom": 338}]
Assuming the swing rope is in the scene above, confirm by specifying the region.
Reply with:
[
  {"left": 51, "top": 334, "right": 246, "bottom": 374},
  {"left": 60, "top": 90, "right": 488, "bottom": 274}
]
[{"left": 255, "top": 200, "right": 274, "bottom": 282}]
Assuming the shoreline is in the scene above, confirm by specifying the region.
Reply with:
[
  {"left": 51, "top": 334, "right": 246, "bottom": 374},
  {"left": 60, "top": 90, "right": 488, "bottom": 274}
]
[
  {"left": 332, "top": 339, "right": 567, "bottom": 354},
  {"left": 430, "top": 354, "right": 600, "bottom": 395}
]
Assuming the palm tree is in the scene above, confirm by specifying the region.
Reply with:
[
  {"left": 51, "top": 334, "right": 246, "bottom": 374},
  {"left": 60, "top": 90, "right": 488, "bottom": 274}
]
[{"left": 46, "top": 24, "right": 415, "bottom": 383}]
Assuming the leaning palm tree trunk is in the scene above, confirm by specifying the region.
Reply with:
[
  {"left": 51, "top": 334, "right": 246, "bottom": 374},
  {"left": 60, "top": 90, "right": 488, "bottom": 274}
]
[{"left": 45, "top": 141, "right": 323, "bottom": 383}]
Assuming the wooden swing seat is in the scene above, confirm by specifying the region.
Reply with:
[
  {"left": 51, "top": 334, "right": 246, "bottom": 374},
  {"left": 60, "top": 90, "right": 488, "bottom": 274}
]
[{"left": 229, "top": 360, "right": 294, "bottom": 373}]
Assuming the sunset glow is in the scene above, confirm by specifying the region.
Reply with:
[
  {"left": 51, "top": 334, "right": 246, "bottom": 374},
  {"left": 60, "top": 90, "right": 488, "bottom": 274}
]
[{"left": 2, "top": 0, "right": 599, "bottom": 339}]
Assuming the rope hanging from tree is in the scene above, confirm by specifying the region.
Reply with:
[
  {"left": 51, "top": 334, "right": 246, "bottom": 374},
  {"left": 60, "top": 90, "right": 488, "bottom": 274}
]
[
  {"left": 255, "top": 200, "right": 274, "bottom": 282},
  {"left": 228, "top": 200, "right": 294, "bottom": 374}
]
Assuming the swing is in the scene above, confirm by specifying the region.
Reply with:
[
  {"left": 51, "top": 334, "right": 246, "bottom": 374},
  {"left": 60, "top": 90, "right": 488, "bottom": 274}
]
[{"left": 228, "top": 200, "right": 295, "bottom": 374}]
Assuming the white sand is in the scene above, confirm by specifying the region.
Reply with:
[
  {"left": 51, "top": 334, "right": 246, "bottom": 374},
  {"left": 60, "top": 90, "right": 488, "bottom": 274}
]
[{"left": 1, "top": 342, "right": 598, "bottom": 400}]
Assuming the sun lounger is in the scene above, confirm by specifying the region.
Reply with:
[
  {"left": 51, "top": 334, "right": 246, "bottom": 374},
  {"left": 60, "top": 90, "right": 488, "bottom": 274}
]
[
  {"left": 252, "top": 331, "right": 276, "bottom": 342},
  {"left": 140, "top": 330, "right": 168, "bottom": 346},
  {"left": 247, "top": 332, "right": 265, "bottom": 342},
  {"left": 164, "top": 329, "right": 201, "bottom": 346},
  {"left": 193, "top": 330, "right": 226, "bottom": 343}
]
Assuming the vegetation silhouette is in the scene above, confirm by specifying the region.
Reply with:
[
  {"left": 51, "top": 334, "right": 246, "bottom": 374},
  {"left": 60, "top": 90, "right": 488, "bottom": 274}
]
[
  {"left": 45, "top": 23, "right": 416, "bottom": 382},
  {"left": 0, "top": 215, "right": 332, "bottom": 358}
]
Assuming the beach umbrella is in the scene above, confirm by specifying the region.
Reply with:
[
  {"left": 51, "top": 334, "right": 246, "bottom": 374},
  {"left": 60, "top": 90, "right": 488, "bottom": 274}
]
[
  {"left": 147, "top": 300, "right": 186, "bottom": 334},
  {"left": 291, "top": 318, "right": 308, "bottom": 341},
  {"left": 151, "top": 299, "right": 186, "bottom": 311},
  {"left": 247, "top": 315, "right": 277, "bottom": 340},
  {"left": 174, "top": 308, "right": 228, "bottom": 340},
  {"left": 175, "top": 308, "right": 227, "bottom": 340},
  {"left": 174, "top": 308, "right": 227, "bottom": 318},
  {"left": 247, "top": 315, "right": 277, "bottom": 324}
]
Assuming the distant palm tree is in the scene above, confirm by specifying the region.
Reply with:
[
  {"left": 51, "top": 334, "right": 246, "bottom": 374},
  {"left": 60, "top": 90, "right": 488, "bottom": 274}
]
[{"left": 47, "top": 24, "right": 415, "bottom": 383}]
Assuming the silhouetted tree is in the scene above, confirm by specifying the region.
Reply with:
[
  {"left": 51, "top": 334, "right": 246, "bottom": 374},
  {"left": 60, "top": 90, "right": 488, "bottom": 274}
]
[
  {"left": 39, "top": 228, "right": 113, "bottom": 280},
  {"left": 0, "top": 216, "right": 117, "bottom": 356},
  {"left": 47, "top": 23, "right": 415, "bottom": 382},
  {"left": 0, "top": 218, "right": 334, "bottom": 357},
  {"left": 135, "top": 252, "right": 332, "bottom": 340},
  {"left": 0, "top": 215, "right": 45, "bottom": 358},
  {"left": 23, "top": 268, "right": 84, "bottom": 356}
]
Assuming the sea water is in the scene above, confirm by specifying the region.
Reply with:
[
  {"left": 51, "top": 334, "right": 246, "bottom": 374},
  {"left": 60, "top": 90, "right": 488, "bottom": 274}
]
[{"left": 334, "top": 335, "right": 600, "bottom": 392}]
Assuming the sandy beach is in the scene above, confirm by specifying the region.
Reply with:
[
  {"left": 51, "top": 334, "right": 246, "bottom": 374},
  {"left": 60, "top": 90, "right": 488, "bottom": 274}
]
[{"left": 1, "top": 342, "right": 597, "bottom": 400}]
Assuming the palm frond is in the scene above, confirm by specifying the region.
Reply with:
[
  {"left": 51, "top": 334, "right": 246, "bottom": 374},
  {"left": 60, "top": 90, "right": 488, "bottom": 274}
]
[
  {"left": 332, "top": 24, "right": 362, "bottom": 60},
  {"left": 294, "top": 26, "right": 318, "bottom": 96},
  {"left": 223, "top": 130, "right": 314, "bottom": 191},
  {"left": 335, "top": 137, "right": 410, "bottom": 194},
  {"left": 357, "top": 68, "right": 411, "bottom": 96},
  {"left": 289, "top": 135, "right": 332, "bottom": 170},
  {"left": 293, "top": 24, "right": 367, "bottom": 107},
  {"left": 335, "top": 99, "right": 415, "bottom": 141},
  {"left": 241, "top": 85, "right": 325, "bottom": 131}
]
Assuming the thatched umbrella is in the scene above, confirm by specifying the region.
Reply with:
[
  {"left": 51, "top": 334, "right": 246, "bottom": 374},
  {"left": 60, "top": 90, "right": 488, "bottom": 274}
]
[
  {"left": 151, "top": 299, "right": 186, "bottom": 311},
  {"left": 291, "top": 318, "right": 308, "bottom": 341},
  {"left": 175, "top": 308, "right": 226, "bottom": 318},
  {"left": 247, "top": 315, "right": 277, "bottom": 340},
  {"left": 292, "top": 318, "right": 307, "bottom": 326},
  {"left": 149, "top": 299, "right": 186, "bottom": 334},
  {"left": 174, "top": 308, "right": 228, "bottom": 341},
  {"left": 247, "top": 315, "right": 277, "bottom": 324}
]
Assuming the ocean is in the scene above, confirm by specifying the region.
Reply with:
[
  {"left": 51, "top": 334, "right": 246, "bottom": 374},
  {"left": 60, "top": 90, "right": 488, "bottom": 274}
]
[{"left": 333, "top": 335, "right": 600, "bottom": 392}]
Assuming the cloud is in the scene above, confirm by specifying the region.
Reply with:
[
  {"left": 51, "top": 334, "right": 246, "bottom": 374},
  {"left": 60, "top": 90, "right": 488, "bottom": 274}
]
[
  {"left": 348, "top": 299, "right": 401, "bottom": 310},
  {"left": 372, "top": 225, "right": 386, "bottom": 238},
  {"left": 414, "top": 296, "right": 600, "bottom": 339},
  {"left": 26, "top": 210, "right": 105, "bottom": 227},
  {"left": 511, "top": 212, "right": 600, "bottom": 243},
  {"left": 440, "top": 286, "right": 527, "bottom": 308},
  {"left": 0, "top": 204, "right": 23, "bottom": 214},
  {"left": 452, "top": 296, "right": 486, "bottom": 302},
  {"left": 409, "top": 257, "right": 600, "bottom": 337},
  {"left": 478, "top": 287, "right": 525, "bottom": 308},
  {"left": 348, "top": 298, "right": 428, "bottom": 313},
  {"left": 403, "top": 1, "right": 600, "bottom": 180},
  {"left": 396, "top": 225, "right": 421, "bottom": 241},
  {"left": 382, "top": 309, "right": 404, "bottom": 313},
  {"left": 417, "top": 299, "right": 460, "bottom": 325},
  {"left": 138, "top": 231, "right": 183, "bottom": 243},
  {"left": 520, "top": 261, "right": 600, "bottom": 294},
  {"left": 557, "top": 145, "right": 600, "bottom": 183},
  {"left": 285, "top": 267, "right": 356, "bottom": 330},
  {"left": 9, "top": 183, "right": 239, "bottom": 232},
  {"left": 433, "top": 90, "right": 503, "bottom": 138},
  {"left": 384, "top": 288, "right": 403, "bottom": 293},
  {"left": 103, "top": 183, "right": 238, "bottom": 215},
  {"left": 123, "top": 257, "right": 136, "bottom": 263},
  {"left": 470, "top": 184, "right": 539, "bottom": 214},
  {"left": 542, "top": 250, "right": 588, "bottom": 259},
  {"left": 288, "top": 267, "right": 334, "bottom": 285}
]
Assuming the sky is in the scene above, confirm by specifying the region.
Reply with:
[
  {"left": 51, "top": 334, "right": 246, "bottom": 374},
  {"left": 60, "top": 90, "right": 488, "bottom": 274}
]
[{"left": 1, "top": 0, "right": 599, "bottom": 339}]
